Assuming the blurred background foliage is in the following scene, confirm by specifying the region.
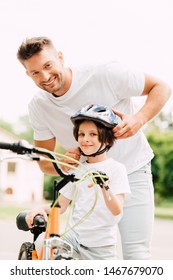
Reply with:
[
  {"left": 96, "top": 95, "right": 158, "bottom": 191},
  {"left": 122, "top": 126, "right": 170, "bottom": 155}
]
[
  {"left": 145, "top": 112, "right": 173, "bottom": 203},
  {"left": 1, "top": 111, "right": 173, "bottom": 204}
]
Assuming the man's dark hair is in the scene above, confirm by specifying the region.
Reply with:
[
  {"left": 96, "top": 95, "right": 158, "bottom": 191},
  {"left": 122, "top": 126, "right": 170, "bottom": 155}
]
[
  {"left": 73, "top": 120, "right": 115, "bottom": 150},
  {"left": 17, "top": 36, "right": 54, "bottom": 64}
]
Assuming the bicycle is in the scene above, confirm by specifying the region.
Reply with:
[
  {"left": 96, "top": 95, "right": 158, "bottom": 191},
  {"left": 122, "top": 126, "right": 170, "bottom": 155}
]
[{"left": 0, "top": 140, "right": 109, "bottom": 260}]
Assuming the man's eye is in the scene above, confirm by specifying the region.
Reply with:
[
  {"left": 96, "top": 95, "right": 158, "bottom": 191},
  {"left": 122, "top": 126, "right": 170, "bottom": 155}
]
[
  {"left": 32, "top": 72, "right": 38, "bottom": 76},
  {"left": 46, "top": 64, "right": 51, "bottom": 69}
]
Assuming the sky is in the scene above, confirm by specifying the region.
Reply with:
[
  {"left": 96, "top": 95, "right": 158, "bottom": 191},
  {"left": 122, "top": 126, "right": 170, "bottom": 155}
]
[{"left": 0, "top": 0, "right": 173, "bottom": 122}]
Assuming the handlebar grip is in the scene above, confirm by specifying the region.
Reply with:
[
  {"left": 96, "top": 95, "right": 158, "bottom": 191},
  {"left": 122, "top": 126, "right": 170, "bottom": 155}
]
[
  {"left": 33, "top": 215, "right": 46, "bottom": 228},
  {"left": 0, "top": 140, "right": 35, "bottom": 154},
  {"left": 16, "top": 212, "right": 46, "bottom": 231},
  {"left": 0, "top": 142, "right": 13, "bottom": 150},
  {"left": 16, "top": 212, "right": 30, "bottom": 231},
  {"left": 93, "top": 170, "right": 109, "bottom": 187}
]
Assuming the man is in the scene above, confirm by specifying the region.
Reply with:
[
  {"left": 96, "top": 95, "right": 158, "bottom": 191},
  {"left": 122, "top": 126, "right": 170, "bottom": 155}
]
[{"left": 17, "top": 36, "right": 171, "bottom": 259}]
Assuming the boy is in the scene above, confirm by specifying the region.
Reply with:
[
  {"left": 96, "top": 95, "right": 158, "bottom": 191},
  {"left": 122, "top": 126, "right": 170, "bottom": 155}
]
[{"left": 26, "top": 104, "right": 130, "bottom": 259}]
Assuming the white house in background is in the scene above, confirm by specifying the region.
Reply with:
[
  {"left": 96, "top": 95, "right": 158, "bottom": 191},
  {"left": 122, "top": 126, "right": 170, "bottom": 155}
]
[{"left": 0, "top": 127, "right": 44, "bottom": 203}]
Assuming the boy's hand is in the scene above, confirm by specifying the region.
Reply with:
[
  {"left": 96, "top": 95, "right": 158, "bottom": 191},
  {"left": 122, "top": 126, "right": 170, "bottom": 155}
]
[
  {"left": 25, "top": 207, "right": 48, "bottom": 228},
  {"left": 88, "top": 171, "right": 109, "bottom": 188},
  {"left": 60, "top": 147, "right": 81, "bottom": 172}
]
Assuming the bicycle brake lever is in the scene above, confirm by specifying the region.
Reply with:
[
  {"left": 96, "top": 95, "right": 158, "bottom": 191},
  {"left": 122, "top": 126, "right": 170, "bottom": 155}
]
[
  {"left": 92, "top": 171, "right": 111, "bottom": 200},
  {"left": 92, "top": 170, "right": 109, "bottom": 187}
]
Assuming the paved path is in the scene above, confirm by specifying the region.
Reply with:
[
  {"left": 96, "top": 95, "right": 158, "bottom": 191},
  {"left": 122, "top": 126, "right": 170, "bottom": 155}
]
[{"left": 0, "top": 218, "right": 173, "bottom": 260}]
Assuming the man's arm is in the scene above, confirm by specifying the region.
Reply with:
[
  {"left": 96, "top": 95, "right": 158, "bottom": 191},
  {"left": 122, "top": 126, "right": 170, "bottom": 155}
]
[
  {"left": 34, "top": 137, "right": 81, "bottom": 175},
  {"left": 34, "top": 137, "right": 57, "bottom": 175},
  {"left": 138, "top": 73, "right": 172, "bottom": 124},
  {"left": 112, "top": 73, "right": 172, "bottom": 139}
]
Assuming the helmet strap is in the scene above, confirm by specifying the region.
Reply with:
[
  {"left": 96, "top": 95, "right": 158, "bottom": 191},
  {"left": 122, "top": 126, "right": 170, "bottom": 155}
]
[{"left": 79, "top": 144, "right": 109, "bottom": 157}]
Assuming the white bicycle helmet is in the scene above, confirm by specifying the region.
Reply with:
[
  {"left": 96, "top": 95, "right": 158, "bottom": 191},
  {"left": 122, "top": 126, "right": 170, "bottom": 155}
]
[
  {"left": 71, "top": 104, "right": 118, "bottom": 157},
  {"left": 71, "top": 104, "right": 118, "bottom": 128}
]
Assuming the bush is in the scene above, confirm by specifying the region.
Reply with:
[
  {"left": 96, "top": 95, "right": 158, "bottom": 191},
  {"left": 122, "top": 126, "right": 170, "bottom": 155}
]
[{"left": 147, "top": 128, "right": 173, "bottom": 198}]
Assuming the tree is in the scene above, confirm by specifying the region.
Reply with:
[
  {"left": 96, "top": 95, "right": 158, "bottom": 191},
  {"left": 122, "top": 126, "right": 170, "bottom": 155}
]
[
  {"left": 0, "top": 118, "right": 15, "bottom": 134},
  {"left": 0, "top": 115, "right": 33, "bottom": 143},
  {"left": 147, "top": 127, "right": 173, "bottom": 198},
  {"left": 13, "top": 115, "right": 34, "bottom": 144}
]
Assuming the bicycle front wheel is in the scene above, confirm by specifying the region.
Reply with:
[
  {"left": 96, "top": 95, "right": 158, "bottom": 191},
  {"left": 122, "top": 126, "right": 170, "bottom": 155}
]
[{"left": 18, "top": 242, "right": 33, "bottom": 260}]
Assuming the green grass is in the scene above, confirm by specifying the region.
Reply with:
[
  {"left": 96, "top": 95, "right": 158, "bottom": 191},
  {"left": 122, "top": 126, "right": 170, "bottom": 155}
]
[
  {"left": 155, "top": 207, "right": 173, "bottom": 220},
  {"left": 0, "top": 202, "right": 173, "bottom": 220},
  {"left": 0, "top": 205, "right": 28, "bottom": 219},
  {"left": 0, "top": 203, "right": 70, "bottom": 224},
  {"left": 154, "top": 198, "right": 173, "bottom": 220}
]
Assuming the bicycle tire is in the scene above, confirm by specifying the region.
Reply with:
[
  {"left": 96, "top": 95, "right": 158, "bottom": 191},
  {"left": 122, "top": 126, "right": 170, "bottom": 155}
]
[
  {"left": 55, "top": 255, "right": 74, "bottom": 260},
  {"left": 18, "top": 242, "right": 33, "bottom": 260}
]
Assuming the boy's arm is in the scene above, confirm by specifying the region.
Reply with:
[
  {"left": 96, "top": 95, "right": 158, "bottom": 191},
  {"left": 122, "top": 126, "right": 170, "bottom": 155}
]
[
  {"left": 59, "top": 195, "right": 71, "bottom": 214},
  {"left": 101, "top": 188, "right": 124, "bottom": 216}
]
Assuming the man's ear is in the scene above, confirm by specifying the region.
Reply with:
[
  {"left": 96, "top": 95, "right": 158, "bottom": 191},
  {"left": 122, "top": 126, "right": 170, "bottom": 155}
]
[
  {"left": 26, "top": 70, "right": 30, "bottom": 77},
  {"left": 57, "top": 51, "right": 64, "bottom": 64}
]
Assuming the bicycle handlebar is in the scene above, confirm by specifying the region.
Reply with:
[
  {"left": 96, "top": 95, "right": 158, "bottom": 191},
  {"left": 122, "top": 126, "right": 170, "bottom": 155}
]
[
  {"left": 0, "top": 140, "right": 78, "bottom": 182},
  {"left": 0, "top": 140, "right": 36, "bottom": 154},
  {"left": 0, "top": 140, "right": 109, "bottom": 188},
  {"left": 16, "top": 211, "right": 46, "bottom": 232}
]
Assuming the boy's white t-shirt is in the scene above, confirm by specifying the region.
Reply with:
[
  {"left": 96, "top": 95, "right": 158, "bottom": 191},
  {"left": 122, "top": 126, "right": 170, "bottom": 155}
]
[
  {"left": 60, "top": 158, "right": 131, "bottom": 247},
  {"left": 28, "top": 61, "right": 154, "bottom": 174}
]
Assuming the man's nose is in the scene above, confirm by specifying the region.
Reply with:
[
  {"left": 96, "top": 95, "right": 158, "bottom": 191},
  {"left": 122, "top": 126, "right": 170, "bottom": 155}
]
[{"left": 41, "top": 71, "right": 50, "bottom": 81}]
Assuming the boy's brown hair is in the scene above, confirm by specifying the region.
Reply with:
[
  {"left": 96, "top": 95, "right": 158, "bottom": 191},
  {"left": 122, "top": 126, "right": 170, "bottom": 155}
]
[{"left": 73, "top": 120, "right": 115, "bottom": 150}]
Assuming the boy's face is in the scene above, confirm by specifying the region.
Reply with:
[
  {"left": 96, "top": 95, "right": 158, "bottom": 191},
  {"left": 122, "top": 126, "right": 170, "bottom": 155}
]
[{"left": 78, "top": 120, "right": 106, "bottom": 156}]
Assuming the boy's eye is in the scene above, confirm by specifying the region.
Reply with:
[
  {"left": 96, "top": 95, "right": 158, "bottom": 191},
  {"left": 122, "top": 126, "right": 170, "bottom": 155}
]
[{"left": 78, "top": 133, "right": 85, "bottom": 137}]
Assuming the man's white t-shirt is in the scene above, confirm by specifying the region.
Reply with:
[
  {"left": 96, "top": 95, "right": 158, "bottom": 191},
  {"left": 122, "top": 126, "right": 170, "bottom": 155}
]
[
  {"left": 28, "top": 61, "right": 154, "bottom": 174},
  {"left": 60, "top": 158, "right": 131, "bottom": 247}
]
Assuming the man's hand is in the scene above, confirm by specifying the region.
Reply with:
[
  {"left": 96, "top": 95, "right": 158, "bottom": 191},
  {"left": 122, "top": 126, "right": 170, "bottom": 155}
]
[
  {"left": 60, "top": 147, "right": 81, "bottom": 172},
  {"left": 112, "top": 108, "right": 144, "bottom": 139}
]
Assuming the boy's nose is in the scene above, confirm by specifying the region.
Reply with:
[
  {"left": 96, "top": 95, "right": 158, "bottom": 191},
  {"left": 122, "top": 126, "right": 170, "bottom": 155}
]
[{"left": 84, "top": 136, "right": 89, "bottom": 142}]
